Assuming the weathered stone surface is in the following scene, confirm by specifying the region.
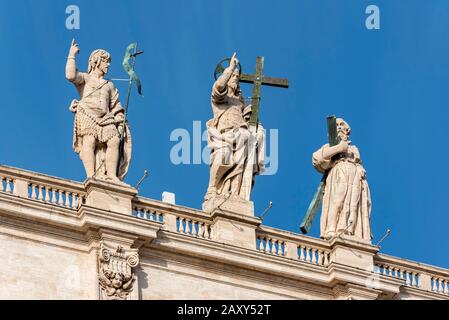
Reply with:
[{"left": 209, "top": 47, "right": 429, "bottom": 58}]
[{"left": 0, "top": 165, "right": 448, "bottom": 300}]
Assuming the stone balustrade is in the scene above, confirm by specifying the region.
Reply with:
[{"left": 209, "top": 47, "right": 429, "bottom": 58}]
[
  {"left": 256, "top": 226, "right": 331, "bottom": 266},
  {"left": 131, "top": 197, "right": 213, "bottom": 239},
  {"left": 133, "top": 201, "right": 165, "bottom": 223},
  {"left": 0, "top": 165, "right": 85, "bottom": 210},
  {"left": 375, "top": 254, "right": 449, "bottom": 296},
  {"left": 1, "top": 164, "right": 448, "bottom": 300}
]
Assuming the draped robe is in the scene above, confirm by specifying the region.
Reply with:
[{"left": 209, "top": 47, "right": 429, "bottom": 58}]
[{"left": 313, "top": 144, "right": 372, "bottom": 241}]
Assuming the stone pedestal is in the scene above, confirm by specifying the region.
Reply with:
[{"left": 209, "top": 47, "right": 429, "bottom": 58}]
[
  {"left": 208, "top": 195, "right": 261, "bottom": 250},
  {"left": 329, "top": 235, "right": 378, "bottom": 271},
  {"left": 84, "top": 178, "right": 137, "bottom": 215}
]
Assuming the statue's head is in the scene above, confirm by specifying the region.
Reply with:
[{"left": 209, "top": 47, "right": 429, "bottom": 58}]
[
  {"left": 88, "top": 49, "right": 111, "bottom": 76},
  {"left": 111, "top": 272, "right": 124, "bottom": 289},
  {"left": 228, "top": 68, "right": 242, "bottom": 97},
  {"left": 336, "top": 118, "right": 351, "bottom": 141}
]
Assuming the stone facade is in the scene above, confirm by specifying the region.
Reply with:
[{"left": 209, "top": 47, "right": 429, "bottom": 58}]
[{"left": 0, "top": 164, "right": 448, "bottom": 300}]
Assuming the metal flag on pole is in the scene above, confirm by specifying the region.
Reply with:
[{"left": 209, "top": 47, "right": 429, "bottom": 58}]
[{"left": 116, "top": 42, "right": 144, "bottom": 176}]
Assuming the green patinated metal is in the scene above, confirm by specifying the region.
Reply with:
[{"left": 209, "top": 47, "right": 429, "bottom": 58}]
[
  {"left": 241, "top": 56, "right": 289, "bottom": 128},
  {"left": 123, "top": 43, "right": 143, "bottom": 96},
  {"left": 214, "top": 56, "right": 289, "bottom": 130},
  {"left": 116, "top": 42, "right": 144, "bottom": 176},
  {"left": 249, "top": 56, "right": 264, "bottom": 127},
  {"left": 300, "top": 115, "right": 339, "bottom": 234}
]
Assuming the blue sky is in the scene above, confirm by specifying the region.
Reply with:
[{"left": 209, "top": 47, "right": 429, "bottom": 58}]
[{"left": 0, "top": 0, "right": 448, "bottom": 269}]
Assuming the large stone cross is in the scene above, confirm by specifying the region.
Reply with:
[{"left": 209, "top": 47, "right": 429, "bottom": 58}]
[{"left": 239, "top": 56, "right": 289, "bottom": 201}]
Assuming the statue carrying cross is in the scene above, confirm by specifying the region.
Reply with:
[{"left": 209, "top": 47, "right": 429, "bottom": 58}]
[{"left": 203, "top": 53, "right": 288, "bottom": 212}]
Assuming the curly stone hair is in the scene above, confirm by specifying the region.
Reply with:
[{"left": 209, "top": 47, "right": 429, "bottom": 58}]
[{"left": 87, "top": 49, "right": 111, "bottom": 73}]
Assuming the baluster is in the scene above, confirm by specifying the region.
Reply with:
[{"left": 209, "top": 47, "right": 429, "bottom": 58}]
[
  {"left": 299, "top": 246, "right": 305, "bottom": 261},
  {"left": 260, "top": 238, "right": 266, "bottom": 252},
  {"left": 281, "top": 242, "right": 286, "bottom": 257},
  {"left": 37, "top": 185, "right": 43, "bottom": 201},
  {"left": 193, "top": 221, "right": 199, "bottom": 237},
  {"left": 156, "top": 211, "right": 162, "bottom": 223},
  {"left": 305, "top": 247, "right": 311, "bottom": 263},
  {"left": 268, "top": 239, "right": 274, "bottom": 254},
  {"left": 0, "top": 177, "right": 3, "bottom": 192},
  {"left": 324, "top": 252, "right": 329, "bottom": 266},
  {"left": 443, "top": 280, "right": 448, "bottom": 295},
  {"left": 58, "top": 190, "right": 64, "bottom": 205},
  {"left": 411, "top": 273, "right": 417, "bottom": 287},
  {"left": 405, "top": 272, "right": 411, "bottom": 286},
  {"left": 397, "top": 269, "right": 403, "bottom": 280},
  {"left": 5, "top": 178, "right": 11, "bottom": 193},
  {"left": 50, "top": 188, "right": 56, "bottom": 204},
  {"left": 311, "top": 248, "right": 317, "bottom": 264},
  {"left": 198, "top": 223, "right": 205, "bottom": 238},
  {"left": 317, "top": 251, "right": 323, "bottom": 265},
  {"left": 438, "top": 279, "right": 444, "bottom": 293},
  {"left": 382, "top": 265, "right": 388, "bottom": 276},
  {"left": 31, "top": 184, "right": 37, "bottom": 199},
  {"left": 185, "top": 219, "right": 191, "bottom": 235},
  {"left": 176, "top": 217, "right": 182, "bottom": 233},
  {"left": 72, "top": 194, "right": 79, "bottom": 208},
  {"left": 65, "top": 192, "right": 71, "bottom": 207},
  {"left": 44, "top": 187, "right": 50, "bottom": 203},
  {"left": 204, "top": 224, "right": 210, "bottom": 239}
]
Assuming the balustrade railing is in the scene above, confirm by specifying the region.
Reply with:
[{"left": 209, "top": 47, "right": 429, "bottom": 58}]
[
  {"left": 132, "top": 205, "right": 164, "bottom": 223},
  {"left": 28, "top": 183, "right": 83, "bottom": 209},
  {"left": 374, "top": 262, "right": 420, "bottom": 288},
  {"left": 256, "top": 227, "right": 331, "bottom": 266},
  {"left": 131, "top": 197, "right": 212, "bottom": 239},
  {"left": 0, "top": 165, "right": 85, "bottom": 210},
  {"left": 374, "top": 254, "right": 449, "bottom": 296}
]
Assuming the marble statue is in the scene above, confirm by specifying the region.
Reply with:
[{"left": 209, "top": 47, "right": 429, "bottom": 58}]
[
  {"left": 203, "top": 53, "right": 265, "bottom": 212},
  {"left": 312, "top": 118, "right": 372, "bottom": 241},
  {"left": 65, "top": 40, "right": 131, "bottom": 182}
]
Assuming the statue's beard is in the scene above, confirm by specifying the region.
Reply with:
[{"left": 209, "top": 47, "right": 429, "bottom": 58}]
[
  {"left": 228, "top": 83, "right": 241, "bottom": 97},
  {"left": 338, "top": 131, "right": 349, "bottom": 141}
]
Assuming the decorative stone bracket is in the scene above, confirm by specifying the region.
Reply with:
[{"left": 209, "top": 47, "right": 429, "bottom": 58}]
[{"left": 98, "top": 241, "right": 139, "bottom": 300}]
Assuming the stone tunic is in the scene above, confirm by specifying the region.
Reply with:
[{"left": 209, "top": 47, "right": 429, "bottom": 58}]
[
  {"left": 68, "top": 71, "right": 132, "bottom": 181},
  {"left": 70, "top": 72, "right": 123, "bottom": 143}
]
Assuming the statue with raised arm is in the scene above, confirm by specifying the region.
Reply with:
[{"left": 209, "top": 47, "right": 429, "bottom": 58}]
[
  {"left": 65, "top": 40, "right": 132, "bottom": 183},
  {"left": 312, "top": 118, "right": 372, "bottom": 241},
  {"left": 202, "top": 53, "right": 265, "bottom": 212}
]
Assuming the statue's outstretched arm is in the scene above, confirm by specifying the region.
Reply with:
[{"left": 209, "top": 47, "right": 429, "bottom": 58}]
[
  {"left": 214, "top": 52, "right": 239, "bottom": 92},
  {"left": 66, "top": 39, "right": 81, "bottom": 82}
]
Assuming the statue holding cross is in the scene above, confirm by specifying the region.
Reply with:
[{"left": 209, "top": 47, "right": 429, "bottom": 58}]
[
  {"left": 301, "top": 117, "right": 372, "bottom": 241},
  {"left": 202, "top": 53, "right": 288, "bottom": 212}
]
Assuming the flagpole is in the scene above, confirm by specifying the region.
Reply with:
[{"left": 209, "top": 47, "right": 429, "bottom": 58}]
[{"left": 116, "top": 42, "right": 143, "bottom": 177}]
